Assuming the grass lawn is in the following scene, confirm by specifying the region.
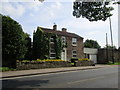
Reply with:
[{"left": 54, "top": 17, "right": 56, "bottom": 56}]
[
  {"left": 0, "top": 67, "right": 16, "bottom": 72},
  {"left": 107, "top": 62, "right": 120, "bottom": 65}
]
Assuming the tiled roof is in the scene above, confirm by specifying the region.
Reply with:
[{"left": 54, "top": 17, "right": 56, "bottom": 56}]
[{"left": 40, "top": 27, "right": 83, "bottom": 39}]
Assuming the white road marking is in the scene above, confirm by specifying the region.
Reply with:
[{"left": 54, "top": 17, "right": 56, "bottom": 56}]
[{"left": 67, "top": 76, "right": 104, "bottom": 84}]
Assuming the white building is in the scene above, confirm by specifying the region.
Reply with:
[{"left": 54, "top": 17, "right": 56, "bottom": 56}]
[{"left": 84, "top": 48, "right": 98, "bottom": 63}]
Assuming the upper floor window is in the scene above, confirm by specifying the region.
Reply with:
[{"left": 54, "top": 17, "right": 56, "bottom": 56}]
[
  {"left": 61, "top": 36, "right": 66, "bottom": 44},
  {"left": 50, "top": 37, "right": 54, "bottom": 43},
  {"left": 72, "top": 38, "right": 77, "bottom": 45}
]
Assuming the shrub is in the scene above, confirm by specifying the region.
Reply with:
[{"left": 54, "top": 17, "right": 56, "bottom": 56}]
[
  {"left": 0, "top": 67, "right": 16, "bottom": 72},
  {"left": 43, "top": 59, "right": 65, "bottom": 62},
  {"left": 71, "top": 57, "right": 78, "bottom": 63},
  {"left": 79, "top": 58, "right": 90, "bottom": 61},
  {"left": 17, "top": 59, "right": 65, "bottom": 63},
  {"left": 21, "top": 60, "right": 30, "bottom": 63}
]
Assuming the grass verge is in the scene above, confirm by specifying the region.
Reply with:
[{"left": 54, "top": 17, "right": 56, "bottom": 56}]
[
  {"left": 0, "top": 67, "right": 16, "bottom": 72},
  {"left": 107, "top": 62, "right": 120, "bottom": 65}
]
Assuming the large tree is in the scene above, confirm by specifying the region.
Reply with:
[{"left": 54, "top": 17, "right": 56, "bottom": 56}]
[
  {"left": 84, "top": 39, "right": 101, "bottom": 48},
  {"left": 2, "top": 14, "right": 27, "bottom": 68},
  {"left": 73, "top": 1, "right": 115, "bottom": 21}
]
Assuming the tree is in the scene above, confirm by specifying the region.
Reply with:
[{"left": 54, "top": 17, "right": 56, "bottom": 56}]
[
  {"left": 33, "top": 27, "right": 63, "bottom": 60},
  {"left": 54, "top": 35, "right": 63, "bottom": 59},
  {"left": 84, "top": 39, "right": 101, "bottom": 48},
  {"left": 33, "top": 27, "right": 50, "bottom": 59},
  {"left": 24, "top": 33, "right": 32, "bottom": 60},
  {"left": 104, "top": 44, "right": 116, "bottom": 49},
  {"left": 73, "top": 1, "right": 114, "bottom": 21},
  {"left": 2, "top": 14, "right": 27, "bottom": 68}
]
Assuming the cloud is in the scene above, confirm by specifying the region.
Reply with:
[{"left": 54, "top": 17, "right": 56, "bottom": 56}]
[
  {"left": 1, "top": 0, "right": 34, "bottom": 2},
  {"left": 1, "top": 1, "right": 43, "bottom": 19},
  {"left": 22, "top": 1, "right": 43, "bottom": 11},
  {"left": 1, "top": 1, "right": 118, "bottom": 48},
  {"left": 1, "top": 2, "right": 25, "bottom": 18}
]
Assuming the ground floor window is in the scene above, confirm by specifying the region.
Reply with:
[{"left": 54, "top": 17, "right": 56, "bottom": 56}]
[{"left": 72, "top": 50, "right": 77, "bottom": 57}]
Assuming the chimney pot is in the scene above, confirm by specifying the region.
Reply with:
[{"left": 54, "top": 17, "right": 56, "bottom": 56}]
[
  {"left": 53, "top": 24, "right": 57, "bottom": 30},
  {"left": 62, "top": 28, "right": 67, "bottom": 32}
]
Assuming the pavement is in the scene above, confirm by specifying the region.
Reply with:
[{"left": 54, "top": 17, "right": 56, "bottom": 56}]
[{"left": 0, "top": 64, "right": 114, "bottom": 79}]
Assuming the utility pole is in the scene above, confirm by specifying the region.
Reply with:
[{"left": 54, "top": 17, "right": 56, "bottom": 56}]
[
  {"left": 109, "top": 17, "right": 114, "bottom": 64},
  {"left": 106, "top": 33, "right": 108, "bottom": 63}
]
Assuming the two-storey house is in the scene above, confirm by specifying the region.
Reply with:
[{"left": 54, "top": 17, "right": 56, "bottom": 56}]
[{"left": 40, "top": 25, "right": 84, "bottom": 61}]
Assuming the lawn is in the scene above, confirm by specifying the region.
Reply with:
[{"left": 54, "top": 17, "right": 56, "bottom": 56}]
[
  {"left": 107, "top": 62, "right": 120, "bottom": 65},
  {"left": 0, "top": 67, "right": 16, "bottom": 72}
]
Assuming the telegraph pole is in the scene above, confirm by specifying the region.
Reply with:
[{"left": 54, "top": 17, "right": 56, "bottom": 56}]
[
  {"left": 109, "top": 17, "right": 114, "bottom": 64},
  {"left": 106, "top": 33, "right": 108, "bottom": 62}
]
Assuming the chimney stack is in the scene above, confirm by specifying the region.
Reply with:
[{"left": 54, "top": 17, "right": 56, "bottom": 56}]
[
  {"left": 53, "top": 24, "right": 57, "bottom": 31},
  {"left": 62, "top": 28, "right": 67, "bottom": 32}
]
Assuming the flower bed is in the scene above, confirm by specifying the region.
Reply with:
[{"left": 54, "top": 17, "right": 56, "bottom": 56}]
[{"left": 16, "top": 59, "right": 94, "bottom": 70}]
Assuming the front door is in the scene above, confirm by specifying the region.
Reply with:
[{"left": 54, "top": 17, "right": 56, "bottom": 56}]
[{"left": 61, "top": 48, "right": 67, "bottom": 61}]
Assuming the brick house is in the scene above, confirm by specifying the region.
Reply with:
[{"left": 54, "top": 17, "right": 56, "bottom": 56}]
[{"left": 39, "top": 25, "right": 84, "bottom": 61}]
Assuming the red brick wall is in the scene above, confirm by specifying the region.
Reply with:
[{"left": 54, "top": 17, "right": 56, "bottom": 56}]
[{"left": 66, "top": 36, "right": 84, "bottom": 61}]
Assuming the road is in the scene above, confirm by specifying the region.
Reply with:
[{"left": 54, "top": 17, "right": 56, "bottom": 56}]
[{"left": 1, "top": 66, "right": 118, "bottom": 88}]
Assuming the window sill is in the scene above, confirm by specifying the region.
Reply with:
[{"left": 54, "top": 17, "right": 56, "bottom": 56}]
[{"left": 72, "top": 44, "right": 77, "bottom": 46}]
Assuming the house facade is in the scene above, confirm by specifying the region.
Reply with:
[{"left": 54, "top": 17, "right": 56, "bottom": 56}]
[{"left": 40, "top": 25, "right": 84, "bottom": 61}]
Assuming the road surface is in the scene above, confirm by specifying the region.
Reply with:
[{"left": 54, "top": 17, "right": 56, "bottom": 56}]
[{"left": 1, "top": 66, "right": 118, "bottom": 88}]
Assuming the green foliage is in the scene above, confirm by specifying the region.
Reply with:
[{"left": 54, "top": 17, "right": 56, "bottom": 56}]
[
  {"left": 104, "top": 44, "right": 116, "bottom": 49},
  {"left": 24, "top": 33, "right": 32, "bottom": 60},
  {"left": 107, "top": 62, "right": 120, "bottom": 65},
  {"left": 84, "top": 39, "right": 101, "bottom": 48},
  {"left": 71, "top": 57, "right": 78, "bottom": 63},
  {"left": 2, "top": 14, "right": 28, "bottom": 68},
  {"left": 33, "top": 27, "right": 63, "bottom": 60},
  {"left": 54, "top": 35, "right": 63, "bottom": 59},
  {"left": 0, "top": 67, "right": 16, "bottom": 72},
  {"left": 73, "top": 1, "right": 114, "bottom": 21},
  {"left": 79, "top": 58, "right": 90, "bottom": 61},
  {"left": 17, "top": 59, "right": 65, "bottom": 63},
  {"left": 33, "top": 27, "right": 50, "bottom": 59}
]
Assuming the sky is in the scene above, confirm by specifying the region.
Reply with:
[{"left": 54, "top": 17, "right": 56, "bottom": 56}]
[{"left": 1, "top": 0, "right": 118, "bottom": 48}]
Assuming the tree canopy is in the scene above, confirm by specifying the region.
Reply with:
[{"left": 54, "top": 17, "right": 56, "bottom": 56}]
[
  {"left": 2, "top": 14, "right": 28, "bottom": 68},
  {"left": 84, "top": 39, "right": 101, "bottom": 48},
  {"left": 33, "top": 27, "right": 50, "bottom": 59},
  {"left": 73, "top": 1, "right": 114, "bottom": 21},
  {"left": 104, "top": 44, "right": 117, "bottom": 49},
  {"left": 33, "top": 27, "right": 63, "bottom": 60}
]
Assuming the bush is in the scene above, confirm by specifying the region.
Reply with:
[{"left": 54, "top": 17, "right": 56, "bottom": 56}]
[
  {"left": 21, "top": 60, "right": 30, "bottom": 63},
  {"left": 17, "top": 59, "right": 65, "bottom": 63},
  {"left": 79, "top": 58, "right": 90, "bottom": 61},
  {"left": 0, "top": 67, "right": 16, "bottom": 72},
  {"left": 71, "top": 57, "right": 78, "bottom": 62}
]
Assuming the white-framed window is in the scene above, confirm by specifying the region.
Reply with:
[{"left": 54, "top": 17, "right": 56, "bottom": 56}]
[
  {"left": 50, "top": 49, "right": 55, "bottom": 53},
  {"left": 72, "top": 50, "right": 77, "bottom": 57},
  {"left": 50, "top": 48, "right": 56, "bottom": 59},
  {"left": 50, "top": 37, "right": 54, "bottom": 43},
  {"left": 72, "top": 38, "right": 77, "bottom": 45},
  {"left": 50, "top": 54, "right": 56, "bottom": 59},
  {"left": 61, "top": 36, "right": 66, "bottom": 44}
]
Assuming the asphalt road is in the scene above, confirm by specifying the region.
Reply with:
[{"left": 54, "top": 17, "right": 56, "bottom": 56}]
[{"left": 1, "top": 66, "right": 118, "bottom": 88}]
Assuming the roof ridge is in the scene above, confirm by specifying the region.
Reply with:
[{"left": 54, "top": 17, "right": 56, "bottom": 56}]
[{"left": 39, "top": 26, "right": 83, "bottom": 39}]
